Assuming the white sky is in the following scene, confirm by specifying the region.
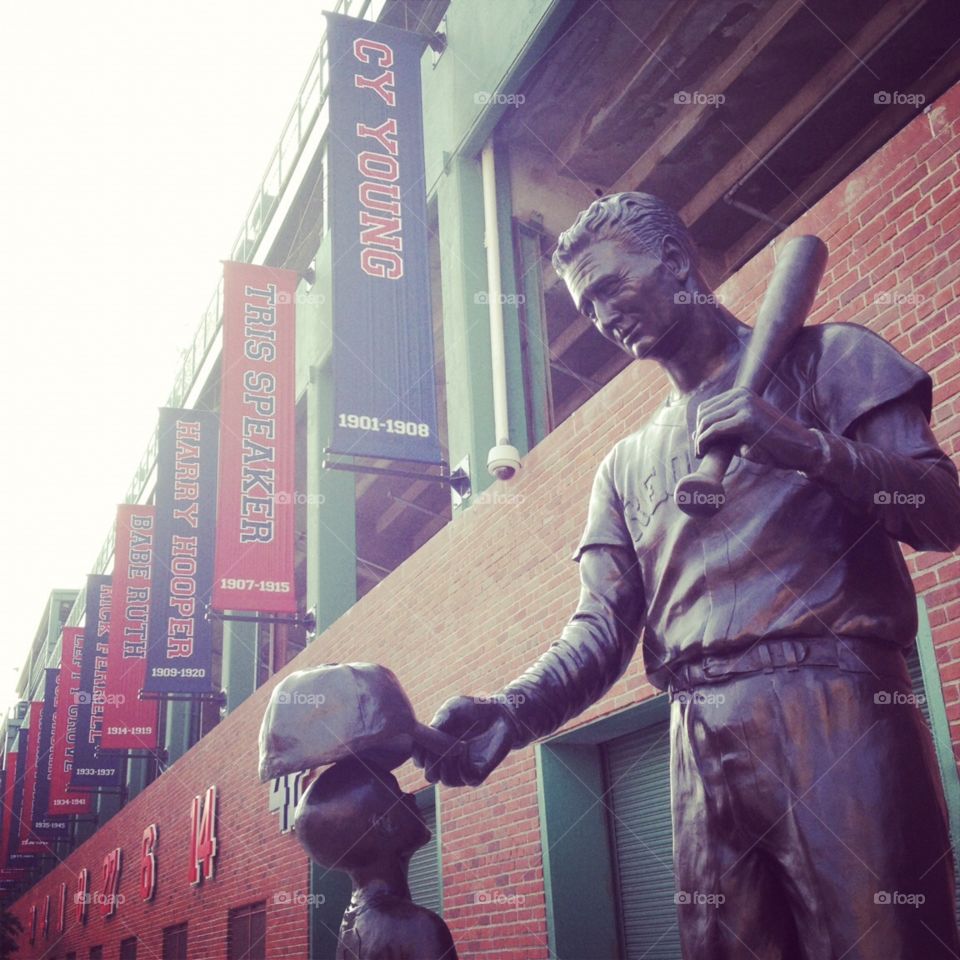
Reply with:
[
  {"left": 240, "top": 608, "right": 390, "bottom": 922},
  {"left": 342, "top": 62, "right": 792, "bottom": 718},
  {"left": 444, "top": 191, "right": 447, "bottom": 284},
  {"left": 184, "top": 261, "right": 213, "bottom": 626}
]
[{"left": 0, "top": 1, "right": 332, "bottom": 716}]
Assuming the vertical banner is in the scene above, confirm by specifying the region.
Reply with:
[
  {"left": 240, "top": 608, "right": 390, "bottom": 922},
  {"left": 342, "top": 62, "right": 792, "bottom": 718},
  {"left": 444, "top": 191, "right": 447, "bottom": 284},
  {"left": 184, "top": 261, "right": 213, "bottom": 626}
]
[
  {"left": 0, "top": 754, "right": 34, "bottom": 884},
  {"left": 17, "top": 706, "right": 64, "bottom": 850},
  {"left": 16, "top": 723, "right": 40, "bottom": 851},
  {"left": 32, "top": 672, "right": 59, "bottom": 829},
  {"left": 3, "top": 751, "right": 21, "bottom": 860},
  {"left": 325, "top": 12, "right": 441, "bottom": 464},
  {"left": 48, "top": 630, "right": 94, "bottom": 814},
  {"left": 10, "top": 729, "right": 42, "bottom": 859},
  {"left": 0, "top": 768, "right": 6, "bottom": 869},
  {"left": 101, "top": 505, "right": 160, "bottom": 749},
  {"left": 213, "top": 262, "right": 297, "bottom": 614},
  {"left": 144, "top": 408, "right": 219, "bottom": 695},
  {"left": 15, "top": 727, "right": 42, "bottom": 853},
  {"left": 29, "top": 685, "right": 69, "bottom": 840},
  {"left": 2, "top": 752, "right": 24, "bottom": 863},
  {"left": 71, "top": 577, "right": 123, "bottom": 791}
]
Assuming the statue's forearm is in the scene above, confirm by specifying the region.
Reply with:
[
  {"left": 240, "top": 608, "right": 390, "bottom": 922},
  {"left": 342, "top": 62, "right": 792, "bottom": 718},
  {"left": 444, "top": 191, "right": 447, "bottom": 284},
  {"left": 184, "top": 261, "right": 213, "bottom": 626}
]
[{"left": 496, "top": 547, "right": 644, "bottom": 749}]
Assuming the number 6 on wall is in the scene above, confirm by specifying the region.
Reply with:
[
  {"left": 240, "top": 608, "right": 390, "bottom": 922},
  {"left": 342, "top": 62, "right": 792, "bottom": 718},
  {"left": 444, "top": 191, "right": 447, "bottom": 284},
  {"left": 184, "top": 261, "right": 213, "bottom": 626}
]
[{"left": 141, "top": 823, "right": 158, "bottom": 901}]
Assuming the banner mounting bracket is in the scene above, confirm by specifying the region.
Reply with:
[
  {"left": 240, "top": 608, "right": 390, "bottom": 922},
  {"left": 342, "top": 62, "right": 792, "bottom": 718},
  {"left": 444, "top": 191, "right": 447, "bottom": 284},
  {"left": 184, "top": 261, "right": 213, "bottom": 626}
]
[
  {"left": 204, "top": 605, "right": 318, "bottom": 636},
  {"left": 321, "top": 449, "right": 471, "bottom": 499}
]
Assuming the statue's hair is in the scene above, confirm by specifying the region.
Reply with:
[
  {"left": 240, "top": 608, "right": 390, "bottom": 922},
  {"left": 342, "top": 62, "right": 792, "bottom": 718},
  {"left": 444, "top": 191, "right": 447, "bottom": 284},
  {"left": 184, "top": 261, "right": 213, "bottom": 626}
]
[{"left": 552, "top": 192, "right": 698, "bottom": 275}]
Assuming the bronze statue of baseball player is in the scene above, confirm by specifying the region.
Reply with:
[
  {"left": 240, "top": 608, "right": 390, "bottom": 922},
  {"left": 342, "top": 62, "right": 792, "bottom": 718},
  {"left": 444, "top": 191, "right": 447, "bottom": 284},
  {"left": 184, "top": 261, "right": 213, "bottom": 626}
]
[{"left": 414, "top": 192, "right": 960, "bottom": 959}]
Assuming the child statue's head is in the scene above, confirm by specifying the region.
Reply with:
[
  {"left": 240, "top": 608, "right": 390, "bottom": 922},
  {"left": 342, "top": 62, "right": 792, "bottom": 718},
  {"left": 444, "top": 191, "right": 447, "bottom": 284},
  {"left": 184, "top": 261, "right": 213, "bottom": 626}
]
[{"left": 294, "top": 758, "right": 431, "bottom": 872}]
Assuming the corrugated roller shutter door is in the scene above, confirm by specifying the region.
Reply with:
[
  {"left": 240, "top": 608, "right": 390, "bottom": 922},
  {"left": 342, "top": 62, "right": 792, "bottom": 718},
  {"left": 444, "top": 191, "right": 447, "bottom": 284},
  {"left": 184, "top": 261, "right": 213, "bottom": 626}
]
[
  {"left": 906, "top": 646, "right": 934, "bottom": 729},
  {"left": 408, "top": 792, "right": 441, "bottom": 915},
  {"left": 604, "top": 721, "right": 680, "bottom": 959}
]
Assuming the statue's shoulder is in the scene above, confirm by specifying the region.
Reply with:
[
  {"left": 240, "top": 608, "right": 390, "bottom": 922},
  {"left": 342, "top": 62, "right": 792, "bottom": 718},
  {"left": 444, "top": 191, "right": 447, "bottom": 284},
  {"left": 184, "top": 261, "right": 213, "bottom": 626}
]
[
  {"left": 353, "top": 898, "right": 455, "bottom": 958},
  {"left": 606, "top": 425, "right": 650, "bottom": 470},
  {"left": 788, "top": 322, "right": 931, "bottom": 431},
  {"left": 791, "top": 321, "right": 903, "bottom": 366}
]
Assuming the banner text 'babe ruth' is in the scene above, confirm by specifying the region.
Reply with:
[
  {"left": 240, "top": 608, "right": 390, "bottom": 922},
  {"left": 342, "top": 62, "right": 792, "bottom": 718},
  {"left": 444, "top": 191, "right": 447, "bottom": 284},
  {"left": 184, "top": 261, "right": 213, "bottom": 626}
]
[{"left": 101, "top": 505, "right": 160, "bottom": 749}]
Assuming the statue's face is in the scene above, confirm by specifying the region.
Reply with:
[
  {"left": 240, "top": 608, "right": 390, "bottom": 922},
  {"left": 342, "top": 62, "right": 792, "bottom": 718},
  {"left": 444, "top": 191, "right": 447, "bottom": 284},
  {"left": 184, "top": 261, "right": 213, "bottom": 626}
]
[{"left": 563, "top": 236, "right": 686, "bottom": 362}]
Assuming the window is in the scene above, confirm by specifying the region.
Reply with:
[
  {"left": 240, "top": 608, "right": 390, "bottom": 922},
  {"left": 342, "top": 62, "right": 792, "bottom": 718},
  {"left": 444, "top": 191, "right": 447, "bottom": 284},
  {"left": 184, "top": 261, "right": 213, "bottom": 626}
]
[
  {"left": 227, "top": 902, "right": 266, "bottom": 960},
  {"left": 162, "top": 922, "right": 188, "bottom": 959},
  {"left": 512, "top": 203, "right": 630, "bottom": 436},
  {"left": 119, "top": 937, "right": 138, "bottom": 960},
  {"left": 89, "top": 948, "right": 103, "bottom": 960}
]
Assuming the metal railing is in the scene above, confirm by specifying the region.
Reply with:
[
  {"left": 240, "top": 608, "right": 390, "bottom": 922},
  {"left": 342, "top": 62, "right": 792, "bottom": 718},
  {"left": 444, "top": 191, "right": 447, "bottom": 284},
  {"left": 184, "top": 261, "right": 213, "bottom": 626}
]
[{"left": 85, "top": 0, "right": 387, "bottom": 586}]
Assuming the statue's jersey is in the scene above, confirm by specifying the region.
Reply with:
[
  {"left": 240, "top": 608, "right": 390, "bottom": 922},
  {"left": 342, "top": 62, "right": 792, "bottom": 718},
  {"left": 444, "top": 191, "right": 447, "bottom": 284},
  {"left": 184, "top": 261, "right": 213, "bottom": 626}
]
[{"left": 575, "top": 323, "right": 937, "bottom": 689}]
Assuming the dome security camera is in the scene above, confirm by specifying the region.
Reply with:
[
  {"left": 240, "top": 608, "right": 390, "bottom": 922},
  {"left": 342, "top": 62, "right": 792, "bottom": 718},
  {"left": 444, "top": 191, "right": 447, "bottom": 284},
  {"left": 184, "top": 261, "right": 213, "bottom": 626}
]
[{"left": 487, "top": 443, "right": 521, "bottom": 481}]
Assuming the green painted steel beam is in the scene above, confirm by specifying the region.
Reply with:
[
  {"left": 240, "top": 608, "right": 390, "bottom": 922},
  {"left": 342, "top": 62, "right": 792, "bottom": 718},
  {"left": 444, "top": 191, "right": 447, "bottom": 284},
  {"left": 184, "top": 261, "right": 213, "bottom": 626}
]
[{"left": 302, "top": 232, "right": 358, "bottom": 633}]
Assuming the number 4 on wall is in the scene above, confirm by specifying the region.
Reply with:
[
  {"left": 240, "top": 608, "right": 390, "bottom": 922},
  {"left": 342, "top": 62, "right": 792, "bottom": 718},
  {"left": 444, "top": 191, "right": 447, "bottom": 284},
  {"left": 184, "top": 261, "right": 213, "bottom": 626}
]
[{"left": 188, "top": 785, "right": 218, "bottom": 885}]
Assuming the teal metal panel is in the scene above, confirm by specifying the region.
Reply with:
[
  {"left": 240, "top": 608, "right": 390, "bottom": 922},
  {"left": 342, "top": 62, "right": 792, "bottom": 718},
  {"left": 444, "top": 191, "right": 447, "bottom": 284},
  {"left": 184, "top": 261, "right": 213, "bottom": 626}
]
[
  {"left": 537, "top": 742, "right": 620, "bottom": 959},
  {"left": 308, "top": 362, "right": 358, "bottom": 634},
  {"left": 303, "top": 231, "right": 357, "bottom": 634},
  {"left": 515, "top": 220, "right": 552, "bottom": 448},
  {"left": 492, "top": 141, "right": 530, "bottom": 459},
  {"left": 437, "top": 155, "right": 498, "bottom": 504},
  {"left": 222, "top": 619, "right": 257, "bottom": 713},
  {"left": 421, "top": 0, "right": 572, "bottom": 194},
  {"left": 309, "top": 862, "right": 352, "bottom": 960},
  {"left": 912, "top": 597, "right": 960, "bottom": 917},
  {"left": 163, "top": 700, "right": 193, "bottom": 766}
]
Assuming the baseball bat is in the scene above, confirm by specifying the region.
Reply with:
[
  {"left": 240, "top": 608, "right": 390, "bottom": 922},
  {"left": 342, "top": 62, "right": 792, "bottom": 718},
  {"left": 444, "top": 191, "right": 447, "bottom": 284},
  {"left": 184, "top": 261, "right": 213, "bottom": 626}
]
[{"left": 674, "top": 234, "right": 829, "bottom": 518}]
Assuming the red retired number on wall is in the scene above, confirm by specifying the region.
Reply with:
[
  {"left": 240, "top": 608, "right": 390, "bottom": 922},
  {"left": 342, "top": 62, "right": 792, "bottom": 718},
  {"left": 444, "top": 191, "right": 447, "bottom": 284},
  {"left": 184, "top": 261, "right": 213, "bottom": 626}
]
[
  {"left": 141, "top": 823, "right": 158, "bottom": 901},
  {"left": 57, "top": 881, "right": 67, "bottom": 932},
  {"left": 188, "top": 785, "right": 218, "bottom": 885},
  {"left": 74, "top": 868, "right": 88, "bottom": 925},
  {"left": 100, "top": 848, "right": 122, "bottom": 918}
]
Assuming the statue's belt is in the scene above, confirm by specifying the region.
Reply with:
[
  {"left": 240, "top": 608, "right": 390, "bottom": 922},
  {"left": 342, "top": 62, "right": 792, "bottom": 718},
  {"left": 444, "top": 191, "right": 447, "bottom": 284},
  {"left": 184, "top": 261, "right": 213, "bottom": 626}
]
[{"left": 666, "top": 636, "right": 906, "bottom": 694}]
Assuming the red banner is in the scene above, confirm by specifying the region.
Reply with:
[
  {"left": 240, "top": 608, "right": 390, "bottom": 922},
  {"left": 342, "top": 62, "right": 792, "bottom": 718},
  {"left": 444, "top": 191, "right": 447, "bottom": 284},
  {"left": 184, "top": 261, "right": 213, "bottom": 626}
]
[
  {"left": 0, "top": 750, "right": 31, "bottom": 866},
  {"left": 0, "top": 756, "right": 16, "bottom": 868},
  {"left": 48, "top": 629, "right": 94, "bottom": 814},
  {"left": 213, "top": 261, "right": 298, "bottom": 613},
  {"left": 101, "top": 505, "right": 159, "bottom": 750}
]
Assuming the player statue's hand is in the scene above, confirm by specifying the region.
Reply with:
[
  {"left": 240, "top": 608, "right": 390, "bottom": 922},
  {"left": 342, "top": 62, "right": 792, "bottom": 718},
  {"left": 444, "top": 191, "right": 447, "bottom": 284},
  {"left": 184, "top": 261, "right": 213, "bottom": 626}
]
[
  {"left": 412, "top": 695, "right": 516, "bottom": 787},
  {"left": 694, "top": 386, "right": 823, "bottom": 472}
]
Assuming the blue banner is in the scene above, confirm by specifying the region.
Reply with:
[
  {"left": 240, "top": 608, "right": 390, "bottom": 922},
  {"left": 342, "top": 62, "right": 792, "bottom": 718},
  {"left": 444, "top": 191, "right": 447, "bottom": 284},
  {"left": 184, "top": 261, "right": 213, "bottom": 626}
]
[
  {"left": 325, "top": 12, "right": 441, "bottom": 463},
  {"left": 71, "top": 576, "right": 123, "bottom": 791},
  {"left": 144, "top": 408, "right": 219, "bottom": 695},
  {"left": 31, "top": 671, "right": 70, "bottom": 836}
]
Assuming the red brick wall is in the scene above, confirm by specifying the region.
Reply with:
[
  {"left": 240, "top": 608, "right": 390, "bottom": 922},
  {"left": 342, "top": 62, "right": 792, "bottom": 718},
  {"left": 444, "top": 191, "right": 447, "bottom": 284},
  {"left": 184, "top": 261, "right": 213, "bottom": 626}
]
[{"left": 11, "top": 80, "right": 960, "bottom": 960}]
